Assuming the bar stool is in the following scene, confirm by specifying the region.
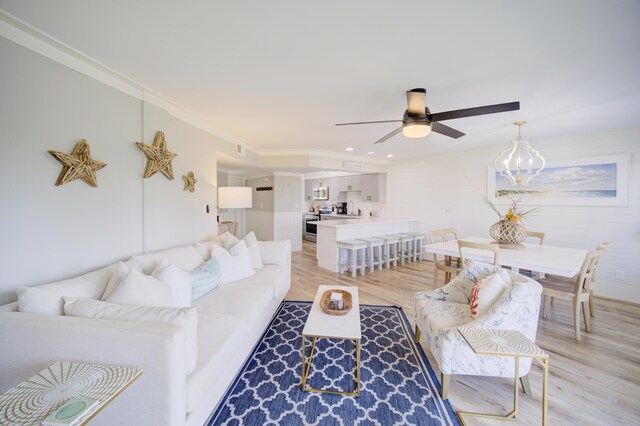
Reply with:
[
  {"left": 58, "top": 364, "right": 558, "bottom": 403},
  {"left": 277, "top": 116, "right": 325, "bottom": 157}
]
[
  {"left": 357, "top": 237, "right": 385, "bottom": 272},
  {"left": 391, "top": 234, "right": 415, "bottom": 265},
  {"left": 337, "top": 239, "right": 368, "bottom": 277},
  {"left": 405, "top": 232, "right": 426, "bottom": 261},
  {"left": 378, "top": 235, "right": 400, "bottom": 268}
]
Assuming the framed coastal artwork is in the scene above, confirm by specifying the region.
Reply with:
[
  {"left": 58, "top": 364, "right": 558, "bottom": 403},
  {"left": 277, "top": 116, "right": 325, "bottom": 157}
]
[{"left": 487, "top": 153, "right": 630, "bottom": 206}]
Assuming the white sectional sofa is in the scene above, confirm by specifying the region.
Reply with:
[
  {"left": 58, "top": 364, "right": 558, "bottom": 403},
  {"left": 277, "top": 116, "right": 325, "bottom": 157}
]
[{"left": 0, "top": 238, "right": 291, "bottom": 426}]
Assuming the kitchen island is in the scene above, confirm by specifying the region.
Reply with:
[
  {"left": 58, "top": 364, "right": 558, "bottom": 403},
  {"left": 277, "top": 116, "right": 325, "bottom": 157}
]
[{"left": 311, "top": 218, "right": 419, "bottom": 272}]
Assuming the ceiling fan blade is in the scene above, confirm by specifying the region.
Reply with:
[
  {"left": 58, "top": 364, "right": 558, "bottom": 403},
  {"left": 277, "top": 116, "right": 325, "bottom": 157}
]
[
  {"left": 335, "top": 120, "right": 402, "bottom": 126},
  {"left": 431, "top": 122, "right": 465, "bottom": 139},
  {"left": 374, "top": 127, "right": 402, "bottom": 144},
  {"left": 430, "top": 101, "right": 520, "bottom": 122},
  {"left": 406, "top": 88, "right": 426, "bottom": 115}
]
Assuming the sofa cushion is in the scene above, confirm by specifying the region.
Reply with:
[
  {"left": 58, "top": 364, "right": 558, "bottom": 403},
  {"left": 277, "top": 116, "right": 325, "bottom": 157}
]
[
  {"left": 193, "top": 284, "right": 273, "bottom": 325},
  {"left": 63, "top": 297, "right": 198, "bottom": 374},
  {"left": 258, "top": 241, "right": 290, "bottom": 265},
  {"left": 131, "top": 244, "right": 204, "bottom": 274},
  {"left": 17, "top": 264, "right": 115, "bottom": 315},
  {"left": 186, "top": 312, "right": 248, "bottom": 413},
  {"left": 232, "top": 265, "right": 289, "bottom": 299}
]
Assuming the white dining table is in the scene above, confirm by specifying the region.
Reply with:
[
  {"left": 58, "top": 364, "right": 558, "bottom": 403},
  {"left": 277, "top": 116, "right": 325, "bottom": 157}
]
[{"left": 422, "top": 237, "right": 588, "bottom": 278}]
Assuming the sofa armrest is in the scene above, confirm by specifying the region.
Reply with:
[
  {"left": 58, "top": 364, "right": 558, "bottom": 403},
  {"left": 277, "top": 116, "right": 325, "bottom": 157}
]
[
  {"left": 0, "top": 312, "right": 187, "bottom": 426},
  {"left": 258, "top": 240, "right": 291, "bottom": 265}
]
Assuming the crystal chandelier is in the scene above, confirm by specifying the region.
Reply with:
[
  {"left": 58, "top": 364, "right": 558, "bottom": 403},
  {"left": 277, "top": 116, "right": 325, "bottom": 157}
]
[{"left": 494, "top": 121, "right": 545, "bottom": 186}]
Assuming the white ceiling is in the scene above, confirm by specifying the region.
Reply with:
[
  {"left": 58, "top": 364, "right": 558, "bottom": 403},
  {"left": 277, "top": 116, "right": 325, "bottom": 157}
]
[{"left": 2, "top": 0, "right": 640, "bottom": 166}]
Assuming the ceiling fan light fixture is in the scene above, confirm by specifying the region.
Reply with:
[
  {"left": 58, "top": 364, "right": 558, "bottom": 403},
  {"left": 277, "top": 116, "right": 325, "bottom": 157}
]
[
  {"left": 402, "top": 122, "right": 432, "bottom": 138},
  {"left": 494, "top": 121, "right": 545, "bottom": 186}
]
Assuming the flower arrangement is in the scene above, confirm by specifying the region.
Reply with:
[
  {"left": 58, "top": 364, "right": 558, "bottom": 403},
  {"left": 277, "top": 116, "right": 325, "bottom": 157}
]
[{"left": 484, "top": 197, "right": 540, "bottom": 222}]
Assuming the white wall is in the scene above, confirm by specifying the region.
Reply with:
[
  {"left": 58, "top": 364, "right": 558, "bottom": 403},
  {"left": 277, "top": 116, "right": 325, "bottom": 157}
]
[
  {"left": 386, "top": 128, "right": 640, "bottom": 303},
  {"left": 0, "top": 36, "right": 229, "bottom": 304}
]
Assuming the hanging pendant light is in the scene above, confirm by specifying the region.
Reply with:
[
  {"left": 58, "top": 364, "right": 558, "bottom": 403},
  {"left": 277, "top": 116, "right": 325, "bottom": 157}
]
[{"left": 494, "top": 121, "right": 545, "bottom": 186}]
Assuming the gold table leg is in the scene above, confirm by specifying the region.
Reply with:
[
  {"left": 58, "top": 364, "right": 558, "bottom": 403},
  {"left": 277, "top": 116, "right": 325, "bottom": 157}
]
[
  {"left": 300, "top": 335, "right": 360, "bottom": 396},
  {"left": 457, "top": 355, "right": 549, "bottom": 425}
]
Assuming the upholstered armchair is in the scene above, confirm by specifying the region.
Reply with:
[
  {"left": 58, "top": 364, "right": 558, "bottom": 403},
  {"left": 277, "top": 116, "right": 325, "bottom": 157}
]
[{"left": 414, "top": 261, "right": 542, "bottom": 397}]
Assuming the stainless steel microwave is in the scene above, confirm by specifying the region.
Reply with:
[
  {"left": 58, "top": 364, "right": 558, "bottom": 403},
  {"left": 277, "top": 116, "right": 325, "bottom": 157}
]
[{"left": 313, "top": 186, "right": 329, "bottom": 200}]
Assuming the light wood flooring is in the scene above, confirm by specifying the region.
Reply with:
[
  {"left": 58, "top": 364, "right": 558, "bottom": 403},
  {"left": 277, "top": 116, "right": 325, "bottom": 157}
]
[{"left": 285, "top": 241, "right": 640, "bottom": 425}]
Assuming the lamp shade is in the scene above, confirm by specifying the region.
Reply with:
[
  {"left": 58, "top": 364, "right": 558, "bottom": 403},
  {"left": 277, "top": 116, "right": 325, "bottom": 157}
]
[{"left": 218, "top": 186, "right": 253, "bottom": 209}]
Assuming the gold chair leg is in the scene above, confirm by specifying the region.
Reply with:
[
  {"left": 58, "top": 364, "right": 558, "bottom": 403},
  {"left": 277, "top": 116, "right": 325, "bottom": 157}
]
[
  {"left": 573, "top": 298, "right": 582, "bottom": 341},
  {"left": 520, "top": 374, "right": 532, "bottom": 395},
  {"left": 414, "top": 325, "right": 421, "bottom": 343},
  {"left": 440, "top": 373, "right": 451, "bottom": 398},
  {"left": 589, "top": 291, "right": 595, "bottom": 318}
]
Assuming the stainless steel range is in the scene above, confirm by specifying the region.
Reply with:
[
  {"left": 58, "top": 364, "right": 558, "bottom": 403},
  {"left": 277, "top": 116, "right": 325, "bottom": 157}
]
[{"left": 303, "top": 212, "right": 320, "bottom": 242}]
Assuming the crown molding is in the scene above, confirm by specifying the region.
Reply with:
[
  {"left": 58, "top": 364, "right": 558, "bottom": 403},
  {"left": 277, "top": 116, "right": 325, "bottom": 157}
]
[{"left": 0, "top": 8, "right": 261, "bottom": 155}]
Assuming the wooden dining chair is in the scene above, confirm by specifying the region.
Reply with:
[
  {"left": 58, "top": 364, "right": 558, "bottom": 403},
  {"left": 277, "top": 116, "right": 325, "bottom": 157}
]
[
  {"left": 590, "top": 242, "right": 610, "bottom": 317},
  {"left": 520, "top": 231, "right": 545, "bottom": 278},
  {"left": 457, "top": 240, "right": 500, "bottom": 266},
  {"left": 428, "top": 228, "right": 462, "bottom": 287},
  {"left": 538, "top": 243, "right": 609, "bottom": 341}
]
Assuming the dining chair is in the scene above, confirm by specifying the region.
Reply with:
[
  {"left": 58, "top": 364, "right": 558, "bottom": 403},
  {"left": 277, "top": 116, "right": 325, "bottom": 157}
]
[
  {"left": 590, "top": 242, "right": 610, "bottom": 317},
  {"left": 428, "top": 228, "right": 462, "bottom": 287},
  {"left": 457, "top": 240, "right": 500, "bottom": 266},
  {"left": 525, "top": 231, "right": 545, "bottom": 244},
  {"left": 520, "top": 231, "right": 545, "bottom": 278},
  {"left": 538, "top": 243, "right": 609, "bottom": 341}
]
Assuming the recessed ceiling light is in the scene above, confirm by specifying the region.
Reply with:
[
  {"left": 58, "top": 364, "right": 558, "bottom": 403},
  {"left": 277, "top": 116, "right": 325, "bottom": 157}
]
[
  {"left": 386, "top": 154, "right": 394, "bottom": 158},
  {"left": 367, "top": 151, "right": 375, "bottom": 155},
  {"left": 345, "top": 147, "right": 354, "bottom": 152}
]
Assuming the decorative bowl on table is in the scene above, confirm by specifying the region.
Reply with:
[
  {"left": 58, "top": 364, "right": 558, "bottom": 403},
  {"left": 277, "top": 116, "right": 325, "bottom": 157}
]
[{"left": 320, "top": 290, "right": 352, "bottom": 315}]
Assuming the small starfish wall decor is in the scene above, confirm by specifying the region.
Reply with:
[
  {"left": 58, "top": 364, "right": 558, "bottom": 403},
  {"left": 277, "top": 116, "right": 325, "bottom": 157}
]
[
  {"left": 136, "top": 131, "right": 178, "bottom": 180},
  {"left": 49, "top": 139, "right": 107, "bottom": 187},
  {"left": 183, "top": 171, "right": 197, "bottom": 193}
]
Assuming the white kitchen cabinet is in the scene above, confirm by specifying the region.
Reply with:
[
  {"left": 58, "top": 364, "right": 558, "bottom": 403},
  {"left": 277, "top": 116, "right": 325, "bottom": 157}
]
[
  {"left": 325, "top": 177, "right": 340, "bottom": 203},
  {"left": 361, "top": 173, "right": 386, "bottom": 202},
  {"left": 339, "top": 175, "right": 362, "bottom": 192},
  {"left": 304, "top": 179, "right": 316, "bottom": 201}
]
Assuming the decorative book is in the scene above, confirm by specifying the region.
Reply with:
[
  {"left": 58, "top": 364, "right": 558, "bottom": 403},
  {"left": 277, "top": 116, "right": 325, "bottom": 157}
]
[{"left": 42, "top": 397, "right": 99, "bottom": 426}]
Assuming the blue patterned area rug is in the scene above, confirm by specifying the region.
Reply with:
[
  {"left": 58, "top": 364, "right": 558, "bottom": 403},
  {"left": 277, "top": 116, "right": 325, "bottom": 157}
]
[{"left": 206, "top": 301, "right": 460, "bottom": 425}]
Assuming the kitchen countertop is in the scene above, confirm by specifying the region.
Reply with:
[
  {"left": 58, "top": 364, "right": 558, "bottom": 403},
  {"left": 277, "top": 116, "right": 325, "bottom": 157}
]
[
  {"left": 320, "top": 214, "right": 360, "bottom": 219},
  {"left": 308, "top": 217, "right": 413, "bottom": 227}
]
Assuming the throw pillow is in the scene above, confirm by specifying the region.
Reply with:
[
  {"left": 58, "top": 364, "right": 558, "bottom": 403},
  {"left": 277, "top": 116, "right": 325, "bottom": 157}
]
[
  {"left": 193, "top": 239, "right": 223, "bottom": 261},
  {"left": 131, "top": 244, "right": 204, "bottom": 274},
  {"left": 469, "top": 270, "right": 510, "bottom": 317},
  {"left": 105, "top": 268, "right": 174, "bottom": 307},
  {"left": 151, "top": 259, "right": 193, "bottom": 308},
  {"left": 188, "top": 257, "right": 222, "bottom": 302},
  {"left": 17, "top": 264, "right": 115, "bottom": 315},
  {"left": 101, "top": 261, "right": 140, "bottom": 301},
  {"left": 212, "top": 241, "right": 255, "bottom": 283},
  {"left": 222, "top": 232, "right": 240, "bottom": 250},
  {"left": 243, "top": 231, "right": 264, "bottom": 269},
  {"left": 63, "top": 297, "right": 198, "bottom": 374}
]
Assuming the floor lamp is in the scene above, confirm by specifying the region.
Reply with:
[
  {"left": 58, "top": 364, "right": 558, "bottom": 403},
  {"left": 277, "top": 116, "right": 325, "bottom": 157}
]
[{"left": 218, "top": 186, "right": 253, "bottom": 237}]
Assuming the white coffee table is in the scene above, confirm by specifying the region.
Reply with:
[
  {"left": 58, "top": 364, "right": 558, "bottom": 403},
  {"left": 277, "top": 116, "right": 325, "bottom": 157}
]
[{"left": 300, "top": 285, "right": 361, "bottom": 396}]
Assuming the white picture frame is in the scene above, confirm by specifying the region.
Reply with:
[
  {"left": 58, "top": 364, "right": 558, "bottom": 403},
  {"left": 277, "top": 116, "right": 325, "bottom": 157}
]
[{"left": 487, "top": 153, "right": 630, "bottom": 206}]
